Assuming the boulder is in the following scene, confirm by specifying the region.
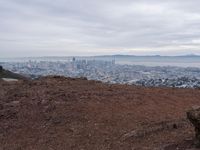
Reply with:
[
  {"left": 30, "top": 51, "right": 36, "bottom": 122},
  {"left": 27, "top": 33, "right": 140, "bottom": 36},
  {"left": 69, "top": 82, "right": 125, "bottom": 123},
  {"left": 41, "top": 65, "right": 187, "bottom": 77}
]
[{"left": 187, "top": 106, "right": 200, "bottom": 147}]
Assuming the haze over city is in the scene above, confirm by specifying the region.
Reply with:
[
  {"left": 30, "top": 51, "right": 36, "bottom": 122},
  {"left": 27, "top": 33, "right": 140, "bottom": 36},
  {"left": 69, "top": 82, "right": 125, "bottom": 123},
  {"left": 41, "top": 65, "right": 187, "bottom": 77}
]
[{"left": 1, "top": 0, "right": 200, "bottom": 57}]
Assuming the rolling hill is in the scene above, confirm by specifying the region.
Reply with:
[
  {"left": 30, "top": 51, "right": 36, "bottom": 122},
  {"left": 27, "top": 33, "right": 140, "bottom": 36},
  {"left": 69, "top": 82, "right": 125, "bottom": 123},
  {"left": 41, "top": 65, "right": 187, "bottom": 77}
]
[{"left": 0, "top": 76, "right": 199, "bottom": 149}]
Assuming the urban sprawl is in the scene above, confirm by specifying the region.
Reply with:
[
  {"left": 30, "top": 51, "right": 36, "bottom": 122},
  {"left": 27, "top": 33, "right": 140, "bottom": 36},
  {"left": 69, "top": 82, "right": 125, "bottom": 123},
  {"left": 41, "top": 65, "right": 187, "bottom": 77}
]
[{"left": 1, "top": 58, "right": 200, "bottom": 88}]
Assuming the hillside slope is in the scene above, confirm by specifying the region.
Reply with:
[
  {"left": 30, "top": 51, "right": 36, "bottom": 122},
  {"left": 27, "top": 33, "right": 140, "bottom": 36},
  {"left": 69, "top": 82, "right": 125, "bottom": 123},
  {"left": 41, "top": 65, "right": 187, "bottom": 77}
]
[
  {"left": 0, "top": 76, "right": 199, "bottom": 149},
  {"left": 0, "top": 66, "right": 27, "bottom": 80}
]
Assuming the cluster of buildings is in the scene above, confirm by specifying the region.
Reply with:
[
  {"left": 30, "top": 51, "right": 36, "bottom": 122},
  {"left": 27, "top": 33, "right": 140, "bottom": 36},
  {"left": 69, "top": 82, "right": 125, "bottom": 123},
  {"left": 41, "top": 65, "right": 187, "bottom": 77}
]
[{"left": 1, "top": 57, "right": 200, "bottom": 88}]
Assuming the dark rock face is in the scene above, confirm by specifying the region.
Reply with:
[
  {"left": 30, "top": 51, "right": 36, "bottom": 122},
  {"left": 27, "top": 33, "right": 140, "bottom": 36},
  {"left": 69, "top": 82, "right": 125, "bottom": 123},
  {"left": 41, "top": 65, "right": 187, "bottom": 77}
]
[
  {"left": 187, "top": 106, "right": 200, "bottom": 147},
  {"left": 0, "top": 66, "right": 3, "bottom": 71}
]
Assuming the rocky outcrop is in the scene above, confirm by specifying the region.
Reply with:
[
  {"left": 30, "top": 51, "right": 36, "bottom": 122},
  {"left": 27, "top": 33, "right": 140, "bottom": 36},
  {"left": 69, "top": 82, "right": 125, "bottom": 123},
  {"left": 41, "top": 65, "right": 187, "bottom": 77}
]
[{"left": 187, "top": 106, "right": 200, "bottom": 147}]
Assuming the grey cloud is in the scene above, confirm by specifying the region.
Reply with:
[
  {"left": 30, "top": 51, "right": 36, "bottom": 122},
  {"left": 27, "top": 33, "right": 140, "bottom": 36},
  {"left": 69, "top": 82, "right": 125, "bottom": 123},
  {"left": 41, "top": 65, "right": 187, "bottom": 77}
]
[{"left": 1, "top": 0, "right": 200, "bottom": 57}]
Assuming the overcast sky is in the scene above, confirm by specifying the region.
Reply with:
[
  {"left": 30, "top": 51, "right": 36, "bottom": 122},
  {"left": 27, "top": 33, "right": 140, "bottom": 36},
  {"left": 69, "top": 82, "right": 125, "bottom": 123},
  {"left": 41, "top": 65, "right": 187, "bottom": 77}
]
[{"left": 1, "top": 0, "right": 200, "bottom": 57}]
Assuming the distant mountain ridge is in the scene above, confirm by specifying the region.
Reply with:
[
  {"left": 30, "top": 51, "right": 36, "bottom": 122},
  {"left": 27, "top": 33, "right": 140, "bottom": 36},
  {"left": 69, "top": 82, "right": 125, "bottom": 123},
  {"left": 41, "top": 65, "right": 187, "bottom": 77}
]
[
  {"left": 93, "top": 54, "right": 200, "bottom": 58},
  {"left": 1, "top": 54, "right": 200, "bottom": 61}
]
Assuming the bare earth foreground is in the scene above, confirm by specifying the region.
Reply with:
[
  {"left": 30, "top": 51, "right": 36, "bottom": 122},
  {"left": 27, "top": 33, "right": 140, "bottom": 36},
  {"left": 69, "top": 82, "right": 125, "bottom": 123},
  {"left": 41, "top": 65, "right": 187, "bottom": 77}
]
[{"left": 0, "top": 76, "right": 200, "bottom": 150}]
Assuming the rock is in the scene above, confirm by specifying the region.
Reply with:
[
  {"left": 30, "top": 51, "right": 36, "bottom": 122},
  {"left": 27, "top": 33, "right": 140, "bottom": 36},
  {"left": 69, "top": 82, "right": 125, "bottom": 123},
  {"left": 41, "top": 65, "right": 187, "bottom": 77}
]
[
  {"left": 0, "top": 66, "right": 3, "bottom": 72},
  {"left": 187, "top": 106, "right": 200, "bottom": 147}
]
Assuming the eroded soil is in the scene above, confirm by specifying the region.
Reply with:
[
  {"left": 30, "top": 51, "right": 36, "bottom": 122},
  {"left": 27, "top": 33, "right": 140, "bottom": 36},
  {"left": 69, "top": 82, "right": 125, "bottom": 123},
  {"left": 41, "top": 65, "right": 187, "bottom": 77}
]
[{"left": 0, "top": 76, "right": 199, "bottom": 150}]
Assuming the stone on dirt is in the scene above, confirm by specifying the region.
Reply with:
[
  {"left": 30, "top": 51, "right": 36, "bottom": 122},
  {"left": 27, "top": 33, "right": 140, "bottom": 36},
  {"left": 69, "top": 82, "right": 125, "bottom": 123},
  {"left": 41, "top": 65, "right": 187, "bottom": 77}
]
[{"left": 187, "top": 106, "right": 200, "bottom": 147}]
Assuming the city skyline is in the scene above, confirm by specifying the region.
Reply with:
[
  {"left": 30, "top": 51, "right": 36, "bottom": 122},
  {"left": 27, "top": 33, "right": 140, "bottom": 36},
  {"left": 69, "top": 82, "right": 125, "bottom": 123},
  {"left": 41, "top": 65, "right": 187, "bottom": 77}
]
[{"left": 1, "top": 0, "right": 200, "bottom": 57}]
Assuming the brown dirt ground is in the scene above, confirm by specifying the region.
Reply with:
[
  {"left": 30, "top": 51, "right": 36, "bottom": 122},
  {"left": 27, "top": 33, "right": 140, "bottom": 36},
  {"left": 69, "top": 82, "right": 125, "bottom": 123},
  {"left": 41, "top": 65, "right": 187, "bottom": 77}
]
[{"left": 0, "top": 76, "right": 200, "bottom": 150}]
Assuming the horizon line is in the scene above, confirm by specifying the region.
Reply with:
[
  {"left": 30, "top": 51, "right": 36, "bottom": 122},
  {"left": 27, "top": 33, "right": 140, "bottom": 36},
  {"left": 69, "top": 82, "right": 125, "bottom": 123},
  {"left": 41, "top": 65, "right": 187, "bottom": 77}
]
[{"left": 0, "top": 54, "right": 200, "bottom": 59}]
